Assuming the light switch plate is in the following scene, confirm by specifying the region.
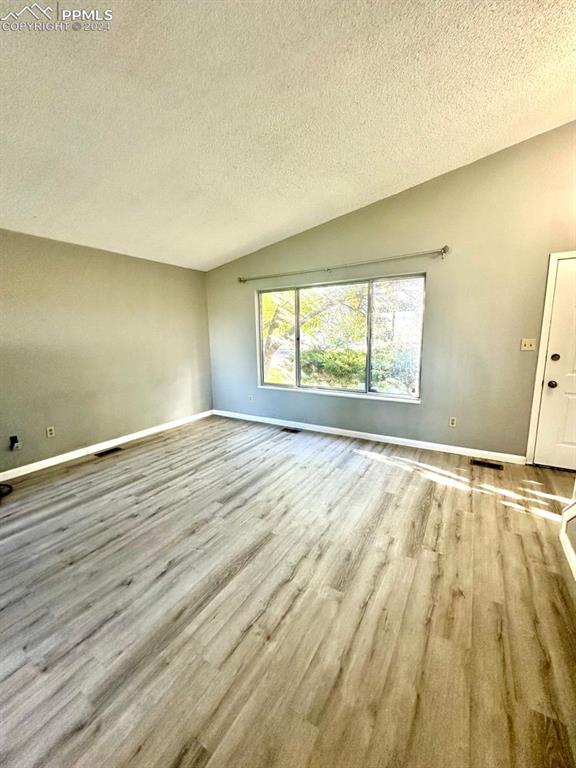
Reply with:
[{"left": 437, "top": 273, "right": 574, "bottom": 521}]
[{"left": 521, "top": 338, "right": 536, "bottom": 351}]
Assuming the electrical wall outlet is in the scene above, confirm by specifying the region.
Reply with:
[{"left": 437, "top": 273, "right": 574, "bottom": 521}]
[
  {"left": 248, "top": 394, "right": 255, "bottom": 402},
  {"left": 46, "top": 425, "right": 56, "bottom": 438},
  {"left": 448, "top": 416, "right": 457, "bottom": 428},
  {"left": 520, "top": 338, "right": 536, "bottom": 351}
]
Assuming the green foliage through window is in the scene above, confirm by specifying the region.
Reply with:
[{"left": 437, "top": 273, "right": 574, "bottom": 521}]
[
  {"left": 259, "top": 276, "right": 424, "bottom": 398},
  {"left": 260, "top": 291, "right": 296, "bottom": 385},
  {"left": 299, "top": 283, "right": 367, "bottom": 391},
  {"left": 300, "top": 348, "right": 367, "bottom": 389}
]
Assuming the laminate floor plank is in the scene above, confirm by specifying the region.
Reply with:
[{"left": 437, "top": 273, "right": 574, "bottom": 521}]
[{"left": 0, "top": 416, "right": 574, "bottom": 768}]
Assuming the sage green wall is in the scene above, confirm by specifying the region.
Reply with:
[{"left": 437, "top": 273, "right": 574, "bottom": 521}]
[
  {"left": 206, "top": 122, "right": 576, "bottom": 456},
  {"left": 0, "top": 230, "right": 212, "bottom": 470}
]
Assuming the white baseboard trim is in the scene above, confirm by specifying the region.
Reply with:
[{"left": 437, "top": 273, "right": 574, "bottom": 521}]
[
  {"left": 212, "top": 410, "right": 527, "bottom": 465},
  {"left": 0, "top": 410, "right": 214, "bottom": 482},
  {"left": 1, "top": 407, "right": 527, "bottom": 483}
]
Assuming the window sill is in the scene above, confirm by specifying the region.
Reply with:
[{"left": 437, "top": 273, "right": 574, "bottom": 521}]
[{"left": 257, "top": 385, "right": 421, "bottom": 405}]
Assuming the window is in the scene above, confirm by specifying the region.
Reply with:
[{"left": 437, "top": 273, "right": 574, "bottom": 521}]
[
  {"left": 369, "top": 277, "right": 425, "bottom": 397},
  {"left": 258, "top": 275, "right": 425, "bottom": 400},
  {"left": 300, "top": 282, "right": 368, "bottom": 392},
  {"left": 260, "top": 289, "right": 296, "bottom": 385}
]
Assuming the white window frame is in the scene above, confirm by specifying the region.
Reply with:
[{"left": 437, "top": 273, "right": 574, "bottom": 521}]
[{"left": 256, "top": 273, "right": 426, "bottom": 404}]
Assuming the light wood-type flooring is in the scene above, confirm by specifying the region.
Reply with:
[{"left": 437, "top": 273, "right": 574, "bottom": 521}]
[{"left": 1, "top": 416, "right": 575, "bottom": 768}]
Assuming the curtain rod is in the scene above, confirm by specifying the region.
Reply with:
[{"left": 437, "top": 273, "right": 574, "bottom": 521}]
[{"left": 237, "top": 245, "right": 449, "bottom": 283}]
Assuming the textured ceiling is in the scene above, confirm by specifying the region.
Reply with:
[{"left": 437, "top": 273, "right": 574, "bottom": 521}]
[{"left": 1, "top": 0, "right": 575, "bottom": 270}]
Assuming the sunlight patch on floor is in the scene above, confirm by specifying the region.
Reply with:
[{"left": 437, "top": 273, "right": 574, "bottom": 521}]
[
  {"left": 522, "top": 488, "right": 572, "bottom": 505},
  {"left": 501, "top": 500, "right": 561, "bottom": 521},
  {"left": 479, "top": 483, "right": 553, "bottom": 506},
  {"left": 355, "top": 449, "right": 566, "bottom": 523}
]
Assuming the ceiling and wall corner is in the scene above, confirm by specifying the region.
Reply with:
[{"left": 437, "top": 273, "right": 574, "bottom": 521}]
[
  {"left": 204, "top": 122, "right": 576, "bottom": 456},
  {"left": 0, "top": 0, "right": 575, "bottom": 271}
]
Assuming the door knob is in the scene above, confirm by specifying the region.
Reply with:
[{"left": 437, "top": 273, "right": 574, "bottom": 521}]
[{"left": 547, "top": 380, "right": 558, "bottom": 388}]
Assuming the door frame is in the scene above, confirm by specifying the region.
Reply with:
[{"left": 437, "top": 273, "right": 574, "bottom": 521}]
[
  {"left": 560, "top": 499, "right": 576, "bottom": 582},
  {"left": 526, "top": 251, "right": 576, "bottom": 465}
]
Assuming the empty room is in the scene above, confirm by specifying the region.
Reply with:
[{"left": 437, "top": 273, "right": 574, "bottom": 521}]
[{"left": 1, "top": 2, "right": 576, "bottom": 767}]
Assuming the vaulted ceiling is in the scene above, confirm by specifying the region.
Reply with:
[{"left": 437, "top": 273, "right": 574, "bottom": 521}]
[{"left": 1, "top": 0, "right": 574, "bottom": 270}]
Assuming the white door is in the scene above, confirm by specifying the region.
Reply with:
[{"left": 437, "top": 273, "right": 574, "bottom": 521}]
[{"left": 534, "top": 256, "right": 576, "bottom": 470}]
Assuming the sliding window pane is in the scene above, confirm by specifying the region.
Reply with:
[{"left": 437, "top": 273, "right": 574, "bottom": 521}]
[
  {"left": 299, "top": 283, "right": 368, "bottom": 391},
  {"left": 370, "top": 276, "right": 424, "bottom": 398},
  {"left": 260, "top": 290, "right": 296, "bottom": 385}
]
